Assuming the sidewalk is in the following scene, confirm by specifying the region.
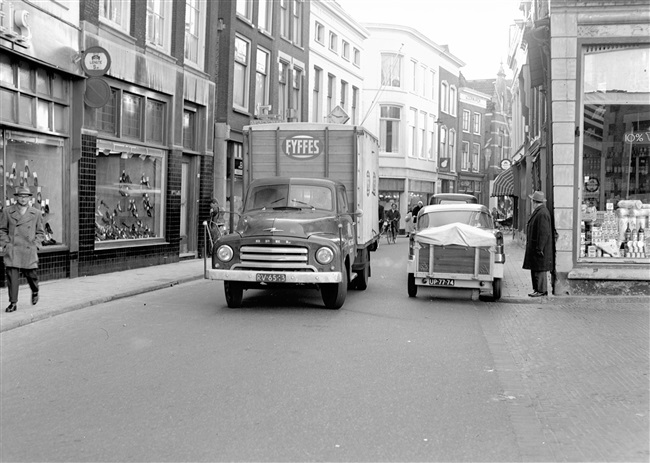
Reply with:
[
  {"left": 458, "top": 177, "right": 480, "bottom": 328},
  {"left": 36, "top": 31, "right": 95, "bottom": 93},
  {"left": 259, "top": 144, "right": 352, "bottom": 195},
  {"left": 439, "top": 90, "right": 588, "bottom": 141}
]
[{"left": 0, "top": 236, "right": 645, "bottom": 332}]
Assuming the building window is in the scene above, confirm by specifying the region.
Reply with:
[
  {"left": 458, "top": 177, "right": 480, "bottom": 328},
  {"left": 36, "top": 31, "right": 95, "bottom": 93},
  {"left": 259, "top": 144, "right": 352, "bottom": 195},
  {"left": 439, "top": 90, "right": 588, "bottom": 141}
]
[
  {"left": 340, "top": 80, "right": 347, "bottom": 110},
  {"left": 473, "top": 112, "right": 481, "bottom": 134},
  {"left": 184, "top": 0, "right": 205, "bottom": 68},
  {"left": 145, "top": 99, "right": 165, "bottom": 145},
  {"left": 472, "top": 143, "right": 480, "bottom": 172},
  {"left": 461, "top": 141, "right": 470, "bottom": 170},
  {"left": 462, "top": 110, "right": 470, "bottom": 132},
  {"left": 419, "top": 111, "right": 427, "bottom": 158},
  {"left": 448, "top": 129, "right": 456, "bottom": 171},
  {"left": 292, "top": 0, "right": 302, "bottom": 47},
  {"left": 255, "top": 48, "right": 270, "bottom": 116},
  {"left": 351, "top": 87, "right": 358, "bottom": 125},
  {"left": 233, "top": 36, "right": 250, "bottom": 111},
  {"left": 329, "top": 32, "right": 338, "bottom": 53},
  {"left": 122, "top": 92, "right": 142, "bottom": 140},
  {"left": 430, "top": 70, "right": 436, "bottom": 100},
  {"left": 258, "top": 0, "right": 272, "bottom": 33},
  {"left": 236, "top": 0, "right": 253, "bottom": 21},
  {"left": 327, "top": 73, "right": 334, "bottom": 115},
  {"left": 291, "top": 66, "right": 302, "bottom": 121},
  {"left": 0, "top": 57, "right": 69, "bottom": 134},
  {"left": 449, "top": 85, "right": 457, "bottom": 116},
  {"left": 439, "top": 127, "right": 448, "bottom": 171},
  {"left": 280, "top": 0, "right": 289, "bottom": 38},
  {"left": 278, "top": 60, "right": 289, "bottom": 119},
  {"left": 314, "top": 22, "right": 324, "bottom": 44},
  {"left": 580, "top": 44, "right": 650, "bottom": 262},
  {"left": 99, "top": 0, "right": 131, "bottom": 32},
  {"left": 312, "top": 67, "right": 322, "bottom": 122},
  {"left": 380, "top": 105, "right": 401, "bottom": 153},
  {"left": 411, "top": 60, "right": 417, "bottom": 93},
  {"left": 420, "top": 65, "right": 426, "bottom": 96},
  {"left": 342, "top": 41, "right": 350, "bottom": 60},
  {"left": 428, "top": 115, "right": 436, "bottom": 160},
  {"left": 353, "top": 48, "right": 361, "bottom": 67},
  {"left": 441, "top": 81, "right": 449, "bottom": 113},
  {"left": 183, "top": 108, "right": 196, "bottom": 151},
  {"left": 381, "top": 53, "right": 401, "bottom": 88},
  {"left": 146, "top": 0, "right": 172, "bottom": 52},
  {"left": 408, "top": 108, "right": 417, "bottom": 157}
]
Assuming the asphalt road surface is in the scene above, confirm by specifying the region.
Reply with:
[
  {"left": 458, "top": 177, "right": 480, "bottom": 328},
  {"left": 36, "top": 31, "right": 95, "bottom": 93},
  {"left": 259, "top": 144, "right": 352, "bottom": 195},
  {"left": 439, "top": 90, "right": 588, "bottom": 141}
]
[{"left": 1, "top": 240, "right": 647, "bottom": 462}]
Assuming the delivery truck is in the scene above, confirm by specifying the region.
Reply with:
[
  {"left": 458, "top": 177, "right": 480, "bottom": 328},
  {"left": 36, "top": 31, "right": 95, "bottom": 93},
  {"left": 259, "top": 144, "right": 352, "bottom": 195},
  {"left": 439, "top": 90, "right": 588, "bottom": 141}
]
[{"left": 204, "top": 123, "right": 380, "bottom": 309}]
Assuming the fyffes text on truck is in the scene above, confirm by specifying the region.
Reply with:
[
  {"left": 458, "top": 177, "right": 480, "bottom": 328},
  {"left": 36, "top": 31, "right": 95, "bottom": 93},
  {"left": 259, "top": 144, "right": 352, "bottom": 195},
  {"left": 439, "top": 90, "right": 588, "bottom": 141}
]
[{"left": 205, "top": 123, "right": 380, "bottom": 309}]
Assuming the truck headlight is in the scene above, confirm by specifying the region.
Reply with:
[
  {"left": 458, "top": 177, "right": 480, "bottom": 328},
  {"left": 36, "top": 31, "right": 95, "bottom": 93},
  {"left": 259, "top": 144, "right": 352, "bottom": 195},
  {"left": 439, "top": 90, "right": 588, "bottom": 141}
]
[
  {"left": 217, "top": 245, "right": 234, "bottom": 262},
  {"left": 316, "top": 247, "right": 334, "bottom": 265}
]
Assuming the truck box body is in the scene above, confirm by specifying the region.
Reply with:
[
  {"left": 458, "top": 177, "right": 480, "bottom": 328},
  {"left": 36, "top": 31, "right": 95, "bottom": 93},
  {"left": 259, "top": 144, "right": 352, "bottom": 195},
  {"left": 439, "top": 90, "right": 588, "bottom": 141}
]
[{"left": 244, "top": 123, "right": 379, "bottom": 248}]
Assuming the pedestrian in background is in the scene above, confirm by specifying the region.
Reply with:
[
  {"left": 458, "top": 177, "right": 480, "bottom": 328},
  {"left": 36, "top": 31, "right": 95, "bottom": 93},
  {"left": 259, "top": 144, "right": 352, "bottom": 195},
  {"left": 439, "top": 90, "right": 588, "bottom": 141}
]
[
  {"left": 405, "top": 209, "right": 414, "bottom": 237},
  {"left": 411, "top": 200, "right": 423, "bottom": 224},
  {"left": 523, "top": 190, "right": 553, "bottom": 297},
  {"left": 0, "top": 186, "right": 45, "bottom": 312}
]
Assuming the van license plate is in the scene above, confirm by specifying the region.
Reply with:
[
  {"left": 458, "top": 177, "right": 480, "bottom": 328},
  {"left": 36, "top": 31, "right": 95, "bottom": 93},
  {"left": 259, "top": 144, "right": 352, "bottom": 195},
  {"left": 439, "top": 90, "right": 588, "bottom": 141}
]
[
  {"left": 430, "top": 278, "right": 454, "bottom": 286},
  {"left": 256, "top": 273, "right": 286, "bottom": 283}
]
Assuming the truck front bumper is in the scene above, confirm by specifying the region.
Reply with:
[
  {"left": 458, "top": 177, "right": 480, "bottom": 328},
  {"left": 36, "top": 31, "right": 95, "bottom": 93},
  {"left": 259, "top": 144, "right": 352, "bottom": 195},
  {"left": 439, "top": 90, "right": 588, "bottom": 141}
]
[{"left": 205, "top": 269, "right": 342, "bottom": 284}]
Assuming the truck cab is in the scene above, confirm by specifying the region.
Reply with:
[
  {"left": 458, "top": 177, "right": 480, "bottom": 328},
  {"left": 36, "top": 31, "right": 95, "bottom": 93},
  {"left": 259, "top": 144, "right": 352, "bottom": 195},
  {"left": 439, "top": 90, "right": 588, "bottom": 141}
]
[{"left": 208, "top": 177, "right": 362, "bottom": 309}]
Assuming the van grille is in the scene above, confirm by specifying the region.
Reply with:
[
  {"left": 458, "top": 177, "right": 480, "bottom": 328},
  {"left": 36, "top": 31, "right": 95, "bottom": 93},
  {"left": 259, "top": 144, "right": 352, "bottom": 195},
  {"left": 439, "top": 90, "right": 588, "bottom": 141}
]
[
  {"left": 236, "top": 245, "right": 314, "bottom": 271},
  {"left": 417, "top": 243, "right": 490, "bottom": 275}
]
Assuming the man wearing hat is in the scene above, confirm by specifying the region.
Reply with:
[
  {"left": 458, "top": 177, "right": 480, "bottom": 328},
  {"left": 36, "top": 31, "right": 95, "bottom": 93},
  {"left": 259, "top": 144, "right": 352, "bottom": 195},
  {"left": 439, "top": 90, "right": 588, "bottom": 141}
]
[
  {"left": 523, "top": 190, "right": 553, "bottom": 297},
  {"left": 0, "top": 186, "right": 45, "bottom": 312}
]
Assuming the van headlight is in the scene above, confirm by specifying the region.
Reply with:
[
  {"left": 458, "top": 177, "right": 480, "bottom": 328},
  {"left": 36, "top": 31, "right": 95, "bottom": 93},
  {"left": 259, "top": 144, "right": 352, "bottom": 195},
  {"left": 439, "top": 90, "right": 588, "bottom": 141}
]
[
  {"left": 316, "top": 247, "right": 334, "bottom": 264},
  {"left": 217, "top": 245, "right": 233, "bottom": 262}
]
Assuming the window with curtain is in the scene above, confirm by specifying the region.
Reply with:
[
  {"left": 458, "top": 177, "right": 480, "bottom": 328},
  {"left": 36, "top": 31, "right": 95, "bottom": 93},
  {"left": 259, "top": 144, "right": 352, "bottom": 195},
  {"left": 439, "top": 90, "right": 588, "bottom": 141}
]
[{"left": 380, "top": 105, "right": 401, "bottom": 153}]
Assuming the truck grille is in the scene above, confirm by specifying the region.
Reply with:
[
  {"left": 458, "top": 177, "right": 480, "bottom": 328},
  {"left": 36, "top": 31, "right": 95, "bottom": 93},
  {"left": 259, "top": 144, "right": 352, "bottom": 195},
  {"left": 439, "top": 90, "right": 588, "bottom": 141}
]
[
  {"left": 237, "top": 245, "right": 314, "bottom": 271},
  {"left": 417, "top": 243, "right": 490, "bottom": 275}
]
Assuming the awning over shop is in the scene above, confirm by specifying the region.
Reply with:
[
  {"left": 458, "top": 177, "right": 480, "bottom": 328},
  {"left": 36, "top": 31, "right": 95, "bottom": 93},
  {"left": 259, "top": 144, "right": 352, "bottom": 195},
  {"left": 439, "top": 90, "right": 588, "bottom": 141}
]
[{"left": 491, "top": 167, "right": 514, "bottom": 197}]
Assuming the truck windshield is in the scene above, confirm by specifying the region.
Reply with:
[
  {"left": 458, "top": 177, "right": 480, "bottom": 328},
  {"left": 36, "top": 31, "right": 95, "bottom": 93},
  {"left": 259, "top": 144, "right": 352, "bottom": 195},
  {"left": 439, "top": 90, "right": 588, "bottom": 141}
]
[
  {"left": 245, "top": 184, "right": 334, "bottom": 211},
  {"left": 418, "top": 210, "right": 493, "bottom": 229}
]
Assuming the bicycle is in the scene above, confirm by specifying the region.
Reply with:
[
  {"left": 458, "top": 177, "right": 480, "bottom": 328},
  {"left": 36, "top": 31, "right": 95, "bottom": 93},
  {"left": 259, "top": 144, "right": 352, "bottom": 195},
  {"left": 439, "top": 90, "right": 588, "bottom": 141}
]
[{"left": 381, "top": 218, "right": 397, "bottom": 244}]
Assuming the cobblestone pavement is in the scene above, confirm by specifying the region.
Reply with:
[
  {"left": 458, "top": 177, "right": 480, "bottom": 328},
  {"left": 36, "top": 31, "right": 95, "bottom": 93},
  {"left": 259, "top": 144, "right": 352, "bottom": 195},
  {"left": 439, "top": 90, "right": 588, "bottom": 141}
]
[{"left": 479, "top": 300, "right": 649, "bottom": 462}]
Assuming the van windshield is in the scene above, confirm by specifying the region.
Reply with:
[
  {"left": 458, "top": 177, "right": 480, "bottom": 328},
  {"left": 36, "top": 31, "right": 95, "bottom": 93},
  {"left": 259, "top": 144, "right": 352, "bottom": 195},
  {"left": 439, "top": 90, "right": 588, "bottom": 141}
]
[{"left": 245, "top": 184, "right": 334, "bottom": 211}]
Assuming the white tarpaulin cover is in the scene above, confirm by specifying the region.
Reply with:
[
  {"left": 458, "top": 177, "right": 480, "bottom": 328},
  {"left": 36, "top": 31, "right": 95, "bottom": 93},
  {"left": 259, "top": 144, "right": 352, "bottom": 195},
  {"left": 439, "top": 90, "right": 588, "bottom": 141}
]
[{"left": 416, "top": 223, "right": 496, "bottom": 249}]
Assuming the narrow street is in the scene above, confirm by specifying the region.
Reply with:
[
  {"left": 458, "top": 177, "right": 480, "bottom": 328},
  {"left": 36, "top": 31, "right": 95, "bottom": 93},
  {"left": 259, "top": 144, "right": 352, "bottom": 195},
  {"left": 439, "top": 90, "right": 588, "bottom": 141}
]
[{"left": 1, "top": 240, "right": 647, "bottom": 462}]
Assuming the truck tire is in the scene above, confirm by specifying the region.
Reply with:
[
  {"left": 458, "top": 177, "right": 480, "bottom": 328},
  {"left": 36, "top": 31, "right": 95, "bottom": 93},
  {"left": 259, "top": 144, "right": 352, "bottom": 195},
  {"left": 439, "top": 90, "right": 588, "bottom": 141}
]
[
  {"left": 407, "top": 273, "right": 417, "bottom": 297},
  {"left": 224, "top": 281, "right": 243, "bottom": 308},
  {"left": 492, "top": 278, "right": 502, "bottom": 301},
  {"left": 321, "top": 280, "right": 347, "bottom": 309},
  {"left": 352, "top": 250, "right": 369, "bottom": 291}
]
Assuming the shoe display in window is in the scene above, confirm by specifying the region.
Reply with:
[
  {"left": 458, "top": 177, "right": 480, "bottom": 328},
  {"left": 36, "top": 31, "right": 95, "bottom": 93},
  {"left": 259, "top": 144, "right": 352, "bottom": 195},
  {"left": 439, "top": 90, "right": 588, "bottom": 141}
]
[
  {"left": 44, "top": 199, "right": 50, "bottom": 214},
  {"left": 33, "top": 172, "right": 38, "bottom": 186}
]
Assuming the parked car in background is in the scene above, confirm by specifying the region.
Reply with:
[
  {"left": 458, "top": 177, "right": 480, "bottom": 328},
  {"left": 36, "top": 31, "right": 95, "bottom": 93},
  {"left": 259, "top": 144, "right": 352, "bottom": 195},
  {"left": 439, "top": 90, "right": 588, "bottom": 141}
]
[
  {"left": 428, "top": 193, "right": 478, "bottom": 205},
  {"left": 407, "top": 204, "right": 505, "bottom": 301}
]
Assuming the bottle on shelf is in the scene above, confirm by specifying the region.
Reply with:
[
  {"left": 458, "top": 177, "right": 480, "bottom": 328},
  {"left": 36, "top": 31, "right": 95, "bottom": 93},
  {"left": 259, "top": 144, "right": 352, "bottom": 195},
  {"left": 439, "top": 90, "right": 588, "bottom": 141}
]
[
  {"left": 624, "top": 222, "right": 632, "bottom": 242},
  {"left": 638, "top": 225, "right": 645, "bottom": 244}
]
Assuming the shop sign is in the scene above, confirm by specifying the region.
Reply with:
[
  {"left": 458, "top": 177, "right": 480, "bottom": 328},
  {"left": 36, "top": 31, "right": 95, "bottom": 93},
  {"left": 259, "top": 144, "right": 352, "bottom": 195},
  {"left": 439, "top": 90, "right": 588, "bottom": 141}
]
[
  {"left": 439, "top": 157, "right": 451, "bottom": 172},
  {"left": 624, "top": 131, "right": 650, "bottom": 145},
  {"left": 500, "top": 159, "right": 512, "bottom": 170},
  {"left": 281, "top": 133, "right": 323, "bottom": 160}
]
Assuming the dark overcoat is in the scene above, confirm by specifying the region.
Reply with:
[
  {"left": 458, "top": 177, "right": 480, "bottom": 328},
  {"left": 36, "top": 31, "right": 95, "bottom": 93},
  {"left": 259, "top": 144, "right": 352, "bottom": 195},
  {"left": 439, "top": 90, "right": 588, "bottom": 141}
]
[
  {"left": 523, "top": 204, "right": 553, "bottom": 271},
  {"left": 0, "top": 204, "right": 45, "bottom": 269}
]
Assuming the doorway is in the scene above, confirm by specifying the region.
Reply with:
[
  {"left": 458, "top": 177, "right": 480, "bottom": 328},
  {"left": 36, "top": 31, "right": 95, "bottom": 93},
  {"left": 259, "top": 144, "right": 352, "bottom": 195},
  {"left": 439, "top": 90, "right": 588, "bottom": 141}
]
[{"left": 179, "top": 154, "right": 198, "bottom": 257}]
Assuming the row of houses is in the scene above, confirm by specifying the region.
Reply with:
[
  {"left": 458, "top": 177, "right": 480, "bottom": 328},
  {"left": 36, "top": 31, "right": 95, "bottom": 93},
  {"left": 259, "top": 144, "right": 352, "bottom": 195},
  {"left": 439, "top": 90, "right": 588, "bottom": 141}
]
[{"left": 0, "top": 0, "right": 511, "bottom": 284}]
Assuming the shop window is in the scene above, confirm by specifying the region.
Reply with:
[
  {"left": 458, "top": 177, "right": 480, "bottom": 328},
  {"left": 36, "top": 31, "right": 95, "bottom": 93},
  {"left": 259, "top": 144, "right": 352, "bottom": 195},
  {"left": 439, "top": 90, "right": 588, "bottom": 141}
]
[
  {"left": 122, "top": 93, "right": 142, "bottom": 140},
  {"left": 94, "top": 141, "right": 166, "bottom": 244},
  {"left": 0, "top": 131, "right": 65, "bottom": 248},
  {"left": 145, "top": 99, "right": 165, "bottom": 144},
  {"left": 580, "top": 44, "right": 650, "bottom": 262}
]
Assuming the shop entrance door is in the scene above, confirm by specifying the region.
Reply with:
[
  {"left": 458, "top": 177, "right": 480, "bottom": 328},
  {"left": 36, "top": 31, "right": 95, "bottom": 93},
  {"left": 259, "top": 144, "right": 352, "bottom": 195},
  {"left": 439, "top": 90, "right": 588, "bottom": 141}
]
[{"left": 179, "top": 155, "right": 198, "bottom": 257}]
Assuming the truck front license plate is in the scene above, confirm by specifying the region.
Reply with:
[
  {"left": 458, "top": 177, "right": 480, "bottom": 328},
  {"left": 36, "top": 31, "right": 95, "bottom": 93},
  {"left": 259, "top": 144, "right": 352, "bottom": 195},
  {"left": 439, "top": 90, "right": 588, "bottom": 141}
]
[
  {"left": 430, "top": 278, "right": 455, "bottom": 286},
  {"left": 256, "top": 273, "right": 286, "bottom": 283}
]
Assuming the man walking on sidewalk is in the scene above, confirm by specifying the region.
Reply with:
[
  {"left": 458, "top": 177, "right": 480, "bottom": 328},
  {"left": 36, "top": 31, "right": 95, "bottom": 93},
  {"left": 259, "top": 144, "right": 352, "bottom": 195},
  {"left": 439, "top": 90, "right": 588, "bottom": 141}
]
[
  {"left": 523, "top": 190, "right": 553, "bottom": 297},
  {"left": 0, "top": 186, "right": 45, "bottom": 313}
]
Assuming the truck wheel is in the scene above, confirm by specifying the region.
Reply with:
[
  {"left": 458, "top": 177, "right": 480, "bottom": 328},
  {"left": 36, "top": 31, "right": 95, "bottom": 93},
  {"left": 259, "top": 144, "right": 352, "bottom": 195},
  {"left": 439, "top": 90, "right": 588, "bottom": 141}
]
[
  {"left": 492, "top": 278, "right": 502, "bottom": 301},
  {"left": 407, "top": 273, "right": 417, "bottom": 297},
  {"left": 321, "top": 281, "right": 347, "bottom": 309},
  {"left": 224, "top": 281, "right": 243, "bottom": 308}
]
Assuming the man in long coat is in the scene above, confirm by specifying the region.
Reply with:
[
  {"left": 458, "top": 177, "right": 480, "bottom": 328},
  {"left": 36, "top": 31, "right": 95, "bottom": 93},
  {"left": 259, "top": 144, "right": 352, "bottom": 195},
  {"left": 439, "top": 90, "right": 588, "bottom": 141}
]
[
  {"left": 0, "top": 186, "right": 45, "bottom": 312},
  {"left": 523, "top": 190, "right": 553, "bottom": 297}
]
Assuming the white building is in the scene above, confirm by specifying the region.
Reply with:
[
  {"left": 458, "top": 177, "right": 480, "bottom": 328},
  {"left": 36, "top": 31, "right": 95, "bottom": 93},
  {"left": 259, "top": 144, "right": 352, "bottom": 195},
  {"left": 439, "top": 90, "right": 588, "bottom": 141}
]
[
  {"left": 359, "top": 23, "right": 465, "bottom": 229},
  {"left": 308, "top": 0, "right": 368, "bottom": 125}
]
